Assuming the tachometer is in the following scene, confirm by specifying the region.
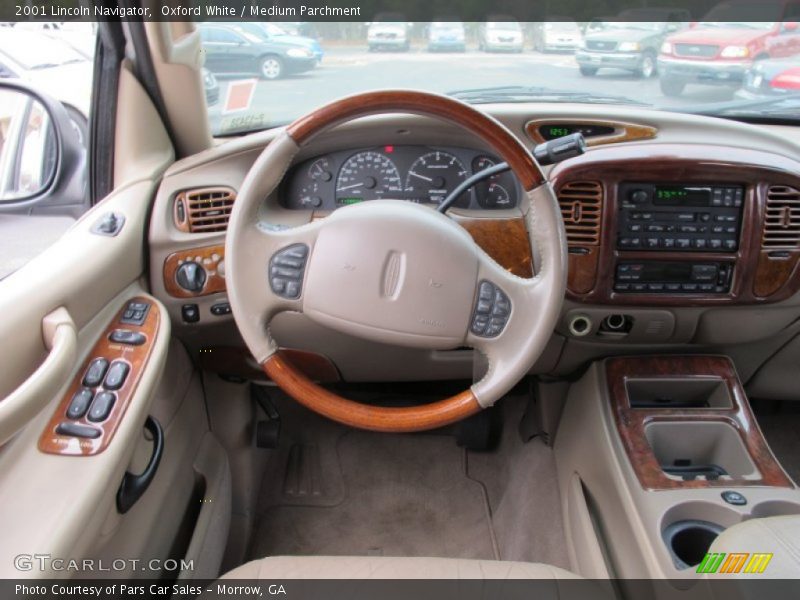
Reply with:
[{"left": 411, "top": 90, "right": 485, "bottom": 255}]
[
  {"left": 405, "top": 151, "right": 469, "bottom": 206},
  {"left": 336, "top": 151, "right": 403, "bottom": 205}
]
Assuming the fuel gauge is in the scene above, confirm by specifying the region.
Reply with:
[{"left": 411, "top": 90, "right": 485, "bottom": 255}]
[{"left": 472, "top": 156, "right": 516, "bottom": 209}]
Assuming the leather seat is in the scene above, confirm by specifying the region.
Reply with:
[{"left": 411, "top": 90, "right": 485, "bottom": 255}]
[{"left": 222, "top": 555, "right": 584, "bottom": 579}]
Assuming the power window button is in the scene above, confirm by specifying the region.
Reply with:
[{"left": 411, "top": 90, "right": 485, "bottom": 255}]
[
  {"left": 103, "top": 361, "right": 130, "bottom": 391},
  {"left": 82, "top": 358, "right": 109, "bottom": 387}
]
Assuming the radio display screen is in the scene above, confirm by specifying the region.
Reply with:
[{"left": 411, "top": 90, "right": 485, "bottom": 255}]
[{"left": 653, "top": 185, "right": 712, "bottom": 206}]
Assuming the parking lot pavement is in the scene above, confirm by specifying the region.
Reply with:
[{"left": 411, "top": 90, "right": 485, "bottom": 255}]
[{"left": 208, "top": 48, "right": 738, "bottom": 135}]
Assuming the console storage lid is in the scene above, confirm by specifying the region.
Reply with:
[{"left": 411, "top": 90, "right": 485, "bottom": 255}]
[{"left": 705, "top": 516, "right": 800, "bottom": 579}]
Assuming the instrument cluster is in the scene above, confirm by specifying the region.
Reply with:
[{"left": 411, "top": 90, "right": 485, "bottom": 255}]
[{"left": 280, "top": 145, "right": 520, "bottom": 211}]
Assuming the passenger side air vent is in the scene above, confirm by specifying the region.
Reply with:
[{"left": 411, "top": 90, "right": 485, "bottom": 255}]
[
  {"left": 558, "top": 181, "right": 603, "bottom": 246},
  {"left": 173, "top": 187, "right": 236, "bottom": 233},
  {"left": 763, "top": 186, "right": 800, "bottom": 249}
]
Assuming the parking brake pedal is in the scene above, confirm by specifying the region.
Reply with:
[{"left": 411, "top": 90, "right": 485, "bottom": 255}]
[{"left": 251, "top": 384, "right": 281, "bottom": 449}]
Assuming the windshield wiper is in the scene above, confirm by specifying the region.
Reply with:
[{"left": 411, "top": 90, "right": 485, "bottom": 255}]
[
  {"left": 448, "top": 85, "right": 651, "bottom": 106},
  {"left": 676, "top": 94, "right": 800, "bottom": 118}
]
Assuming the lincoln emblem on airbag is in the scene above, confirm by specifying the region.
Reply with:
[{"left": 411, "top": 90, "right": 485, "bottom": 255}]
[{"left": 381, "top": 250, "right": 405, "bottom": 299}]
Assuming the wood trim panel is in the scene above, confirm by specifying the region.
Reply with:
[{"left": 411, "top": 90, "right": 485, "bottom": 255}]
[
  {"left": 549, "top": 145, "right": 800, "bottom": 305},
  {"left": 452, "top": 216, "right": 533, "bottom": 278},
  {"left": 753, "top": 250, "right": 800, "bottom": 298},
  {"left": 606, "top": 356, "right": 793, "bottom": 490},
  {"left": 163, "top": 244, "right": 226, "bottom": 298},
  {"left": 39, "top": 297, "right": 161, "bottom": 456},
  {"left": 568, "top": 247, "right": 600, "bottom": 294},
  {"left": 199, "top": 346, "right": 340, "bottom": 383},
  {"left": 285, "top": 90, "right": 544, "bottom": 190},
  {"left": 263, "top": 353, "right": 481, "bottom": 432},
  {"left": 526, "top": 119, "right": 657, "bottom": 147}
]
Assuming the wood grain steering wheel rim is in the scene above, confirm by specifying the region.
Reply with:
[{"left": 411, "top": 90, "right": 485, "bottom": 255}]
[{"left": 225, "top": 90, "right": 565, "bottom": 433}]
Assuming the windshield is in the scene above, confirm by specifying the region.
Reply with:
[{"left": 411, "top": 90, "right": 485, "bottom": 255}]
[
  {"left": 598, "top": 21, "right": 665, "bottom": 31},
  {"left": 201, "top": 20, "right": 800, "bottom": 137}
]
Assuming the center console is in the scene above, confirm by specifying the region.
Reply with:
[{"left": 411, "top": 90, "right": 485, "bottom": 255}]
[{"left": 554, "top": 355, "right": 800, "bottom": 580}]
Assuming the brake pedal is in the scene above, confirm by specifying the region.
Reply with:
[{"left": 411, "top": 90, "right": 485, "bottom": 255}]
[{"left": 251, "top": 384, "right": 281, "bottom": 449}]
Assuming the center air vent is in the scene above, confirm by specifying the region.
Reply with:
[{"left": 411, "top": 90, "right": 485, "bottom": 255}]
[
  {"left": 763, "top": 185, "right": 800, "bottom": 249},
  {"left": 557, "top": 181, "right": 603, "bottom": 246},
  {"left": 174, "top": 187, "right": 236, "bottom": 233}
]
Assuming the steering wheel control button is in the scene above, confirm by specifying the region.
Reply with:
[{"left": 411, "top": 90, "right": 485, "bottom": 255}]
[
  {"left": 721, "top": 491, "right": 747, "bottom": 506},
  {"left": 56, "top": 422, "right": 102, "bottom": 439},
  {"left": 270, "top": 244, "right": 309, "bottom": 299},
  {"left": 88, "top": 391, "right": 117, "bottom": 423},
  {"left": 109, "top": 329, "right": 146, "bottom": 345},
  {"left": 470, "top": 281, "right": 512, "bottom": 337},
  {"left": 66, "top": 388, "right": 94, "bottom": 420},
  {"left": 103, "top": 361, "right": 130, "bottom": 391},
  {"left": 81, "top": 358, "right": 109, "bottom": 387},
  {"left": 120, "top": 300, "right": 150, "bottom": 326},
  {"left": 210, "top": 302, "right": 232, "bottom": 316},
  {"left": 182, "top": 303, "right": 200, "bottom": 323}
]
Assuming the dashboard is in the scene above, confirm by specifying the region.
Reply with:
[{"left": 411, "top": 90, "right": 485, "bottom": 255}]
[{"left": 280, "top": 145, "right": 520, "bottom": 211}]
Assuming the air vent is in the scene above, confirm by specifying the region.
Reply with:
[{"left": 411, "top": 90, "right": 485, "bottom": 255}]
[
  {"left": 763, "top": 186, "right": 800, "bottom": 249},
  {"left": 558, "top": 181, "right": 603, "bottom": 246},
  {"left": 174, "top": 187, "right": 236, "bottom": 233}
]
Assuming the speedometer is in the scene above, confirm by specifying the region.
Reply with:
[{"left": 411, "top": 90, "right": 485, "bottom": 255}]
[
  {"left": 405, "top": 151, "right": 469, "bottom": 206},
  {"left": 335, "top": 151, "right": 403, "bottom": 205}
]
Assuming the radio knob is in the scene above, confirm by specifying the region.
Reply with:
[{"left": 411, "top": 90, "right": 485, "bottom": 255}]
[
  {"left": 630, "top": 190, "right": 649, "bottom": 204},
  {"left": 175, "top": 261, "right": 207, "bottom": 292}
]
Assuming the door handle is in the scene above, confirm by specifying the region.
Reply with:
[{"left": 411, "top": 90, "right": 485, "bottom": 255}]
[
  {"left": 0, "top": 307, "right": 77, "bottom": 445},
  {"left": 116, "top": 416, "right": 164, "bottom": 514}
]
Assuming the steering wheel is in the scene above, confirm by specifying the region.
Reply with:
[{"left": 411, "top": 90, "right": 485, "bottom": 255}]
[{"left": 225, "top": 90, "right": 566, "bottom": 433}]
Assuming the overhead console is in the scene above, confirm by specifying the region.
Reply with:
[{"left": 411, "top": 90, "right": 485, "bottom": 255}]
[{"left": 550, "top": 143, "right": 800, "bottom": 305}]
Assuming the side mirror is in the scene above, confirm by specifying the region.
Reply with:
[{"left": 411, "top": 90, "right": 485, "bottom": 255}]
[{"left": 0, "top": 81, "right": 85, "bottom": 204}]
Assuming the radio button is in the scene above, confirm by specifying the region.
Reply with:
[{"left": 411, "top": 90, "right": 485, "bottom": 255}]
[
  {"left": 712, "top": 225, "right": 724, "bottom": 233},
  {"left": 648, "top": 284, "right": 665, "bottom": 292},
  {"left": 677, "top": 239, "right": 691, "bottom": 249},
  {"left": 700, "top": 284, "right": 715, "bottom": 292},
  {"left": 680, "top": 225, "right": 698, "bottom": 233},
  {"left": 693, "top": 239, "right": 707, "bottom": 249},
  {"left": 709, "top": 239, "right": 723, "bottom": 250},
  {"left": 724, "top": 240, "right": 738, "bottom": 250},
  {"left": 682, "top": 283, "right": 699, "bottom": 292},
  {"left": 629, "top": 224, "right": 642, "bottom": 232},
  {"left": 645, "top": 238, "right": 660, "bottom": 249},
  {"left": 666, "top": 283, "right": 682, "bottom": 292},
  {"left": 632, "top": 284, "right": 647, "bottom": 292},
  {"left": 677, "top": 213, "right": 696, "bottom": 222},
  {"left": 700, "top": 213, "right": 712, "bottom": 222},
  {"left": 661, "top": 238, "right": 676, "bottom": 249},
  {"left": 646, "top": 225, "right": 665, "bottom": 232}
]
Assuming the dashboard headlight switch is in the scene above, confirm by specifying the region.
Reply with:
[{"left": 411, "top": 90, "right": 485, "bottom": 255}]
[
  {"left": 470, "top": 281, "right": 511, "bottom": 338},
  {"left": 269, "top": 244, "right": 309, "bottom": 299}
]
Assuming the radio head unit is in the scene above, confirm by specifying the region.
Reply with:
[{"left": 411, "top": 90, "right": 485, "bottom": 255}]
[{"left": 617, "top": 182, "right": 744, "bottom": 252}]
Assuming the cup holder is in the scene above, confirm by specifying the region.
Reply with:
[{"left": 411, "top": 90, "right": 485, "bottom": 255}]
[{"left": 663, "top": 520, "right": 724, "bottom": 570}]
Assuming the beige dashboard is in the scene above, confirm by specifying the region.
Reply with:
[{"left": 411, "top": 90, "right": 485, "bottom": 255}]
[{"left": 147, "top": 104, "right": 800, "bottom": 387}]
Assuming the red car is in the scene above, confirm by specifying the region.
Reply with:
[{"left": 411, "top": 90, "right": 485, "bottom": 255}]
[{"left": 658, "top": 0, "right": 800, "bottom": 96}]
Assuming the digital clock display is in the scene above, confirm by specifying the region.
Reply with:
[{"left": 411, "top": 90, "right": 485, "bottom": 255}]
[
  {"left": 548, "top": 126, "right": 572, "bottom": 138},
  {"left": 654, "top": 186, "right": 711, "bottom": 206}
]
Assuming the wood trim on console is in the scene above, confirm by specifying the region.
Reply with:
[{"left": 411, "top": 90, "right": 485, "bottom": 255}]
[
  {"left": 452, "top": 216, "right": 534, "bottom": 278},
  {"left": 550, "top": 144, "right": 800, "bottom": 305},
  {"left": 606, "top": 356, "right": 793, "bottom": 490},
  {"left": 263, "top": 352, "right": 481, "bottom": 432},
  {"left": 39, "top": 297, "right": 161, "bottom": 456},
  {"left": 285, "top": 90, "right": 544, "bottom": 190},
  {"left": 526, "top": 119, "right": 657, "bottom": 147},
  {"left": 163, "top": 244, "right": 226, "bottom": 298}
]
